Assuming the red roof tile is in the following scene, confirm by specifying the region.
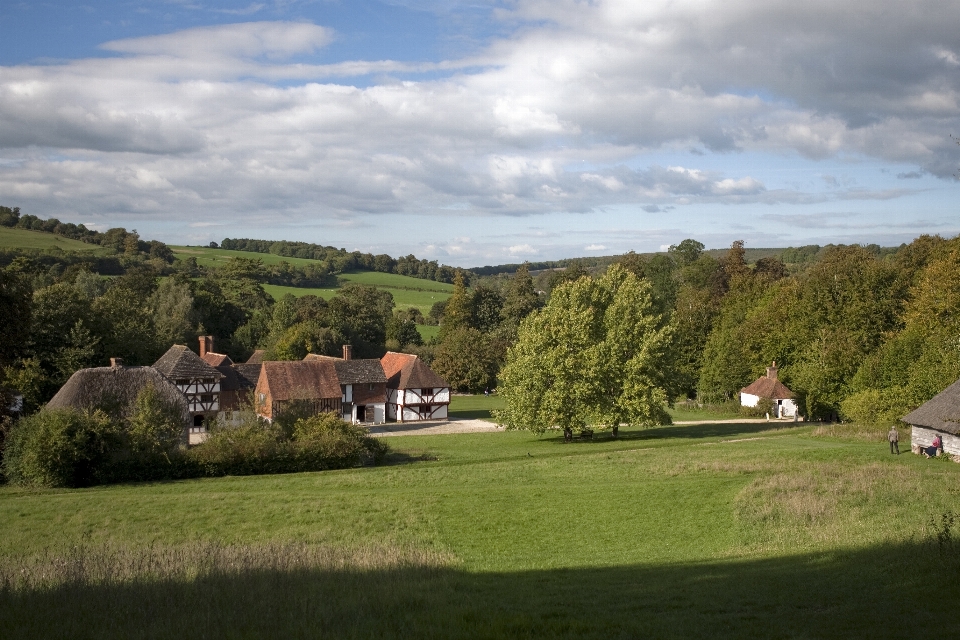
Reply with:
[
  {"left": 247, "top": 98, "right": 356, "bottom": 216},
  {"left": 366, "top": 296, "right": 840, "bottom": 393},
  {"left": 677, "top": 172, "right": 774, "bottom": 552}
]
[
  {"left": 259, "top": 360, "right": 340, "bottom": 401},
  {"left": 380, "top": 351, "right": 448, "bottom": 390}
]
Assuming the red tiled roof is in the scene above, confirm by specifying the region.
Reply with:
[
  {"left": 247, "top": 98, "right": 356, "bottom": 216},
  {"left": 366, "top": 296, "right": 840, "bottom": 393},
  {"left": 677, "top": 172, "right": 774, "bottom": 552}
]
[
  {"left": 380, "top": 351, "right": 448, "bottom": 390},
  {"left": 259, "top": 360, "right": 340, "bottom": 401},
  {"left": 202, "top": 352, "right": 233, "bottom": 367},
  {"left": 740, "top": 376, "right": 795, "bottom": 399}
]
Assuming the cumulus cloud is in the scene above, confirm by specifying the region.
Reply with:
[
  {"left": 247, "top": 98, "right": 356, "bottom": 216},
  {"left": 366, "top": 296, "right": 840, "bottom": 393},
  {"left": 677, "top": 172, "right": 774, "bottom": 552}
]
[{"left": 1, "top": 1, "right": 959, "bottom": 245}]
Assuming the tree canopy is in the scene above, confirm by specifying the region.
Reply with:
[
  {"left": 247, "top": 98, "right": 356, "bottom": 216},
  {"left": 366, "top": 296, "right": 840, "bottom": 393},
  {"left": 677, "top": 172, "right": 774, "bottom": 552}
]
[{"left": 495, "top": 264, "right": 673, "bottom": 435}]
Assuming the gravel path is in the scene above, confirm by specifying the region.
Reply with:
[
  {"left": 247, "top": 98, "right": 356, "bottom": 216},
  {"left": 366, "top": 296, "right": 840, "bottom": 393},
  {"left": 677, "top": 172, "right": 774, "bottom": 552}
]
[
  {"left": 367, "top": 416, "right": 800, "bottom": 437},
  {"left": 368, "top": 418, "right": 504, "bottom": 437}
]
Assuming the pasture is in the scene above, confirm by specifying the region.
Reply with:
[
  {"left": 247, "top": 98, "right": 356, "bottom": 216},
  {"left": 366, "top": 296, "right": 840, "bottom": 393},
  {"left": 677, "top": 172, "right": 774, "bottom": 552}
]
[
  {"left": 1, "top": 421, "right": 958, "bottom": 638},
  {"left": 263, "top": 281, "right": 450, "bottom": 317},
  {"left": 0, "top": 227, "right": 107, "bottom": 253}
]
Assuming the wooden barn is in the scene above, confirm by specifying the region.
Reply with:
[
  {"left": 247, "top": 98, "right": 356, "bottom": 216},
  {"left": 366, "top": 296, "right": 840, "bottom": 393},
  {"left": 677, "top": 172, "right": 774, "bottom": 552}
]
[
  {"left": 740, "top": 362, "right": 798, "bottom": 418},
  {"left": 380, "top": 352, "right": 450, "bottom": 422},
  {"left": 902, "top": 378, "right": 960, "bottom": 457},
  {"left": 304, "top": 346, "right": 387, "bottom": 425},
  {"left": 153, "top": 344, "right": 223, "bottom": 442},
  {"left": 47, "top": 358, "right": 191, "bottom": 441},
  {"left": 254, "top": 360, "right": 342, "bottom": 422}
]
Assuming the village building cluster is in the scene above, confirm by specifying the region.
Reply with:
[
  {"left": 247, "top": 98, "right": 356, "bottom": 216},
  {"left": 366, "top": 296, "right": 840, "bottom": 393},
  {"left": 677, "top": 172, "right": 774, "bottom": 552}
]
[{"left": 47, "top": 337, "right": 451, "bottom": 445}]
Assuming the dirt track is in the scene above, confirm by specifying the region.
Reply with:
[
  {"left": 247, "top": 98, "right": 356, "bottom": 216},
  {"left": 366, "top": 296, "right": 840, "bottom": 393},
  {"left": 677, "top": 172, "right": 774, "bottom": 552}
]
[{"left": 368, "top": 416, "right": 798, "bottom": 437}]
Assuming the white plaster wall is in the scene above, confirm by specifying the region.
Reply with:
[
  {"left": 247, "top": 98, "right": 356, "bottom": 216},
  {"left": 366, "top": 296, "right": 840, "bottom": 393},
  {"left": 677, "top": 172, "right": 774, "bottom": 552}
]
[
  {"left": 911, "top": 426, "right": 960, "bottom": 456},
  {"left": 740, "top": 392, "right": 759, "bottom": 408}
]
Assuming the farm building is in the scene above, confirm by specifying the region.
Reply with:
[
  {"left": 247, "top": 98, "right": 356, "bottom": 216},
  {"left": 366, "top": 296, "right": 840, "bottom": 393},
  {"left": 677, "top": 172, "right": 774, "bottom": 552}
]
[
  {"left": 740, "top": 362, "right": 798, "bottom": 418},
  {"left": 380, "top": 352, "right": 450, "bottom": 422},
  {"left": 304, "top": 345, "right": 387, "bottom": 425},
  {"left": 254, "top": 360, "right": 342, "bottom": 422},
  {"left": 153, "top": 343, "right": 223, "bottom": 441},
  {"left": 47, "top": 359, "right": 191, "bottom": 440},
  {"left": 199, "top": 336, "right": 262, "bottom": 415},
  {"left": 902, "top": 378, "right": 960, "bottom": 457}
]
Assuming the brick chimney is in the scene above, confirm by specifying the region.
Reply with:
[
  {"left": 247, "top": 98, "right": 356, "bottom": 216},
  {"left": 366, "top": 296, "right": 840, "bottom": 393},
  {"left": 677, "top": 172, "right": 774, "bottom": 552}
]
[
  {"left": 110, "top": 357, "right": 124, "bottom": 368},
  {"left": 199, "top": 335, "right": 214, "bottom": 357},
  {"left": 342, "top": 345, "right": 353, "bottom": 361},
  {"left": 766, "top": 361, "right": 778, "bottom": 380}
]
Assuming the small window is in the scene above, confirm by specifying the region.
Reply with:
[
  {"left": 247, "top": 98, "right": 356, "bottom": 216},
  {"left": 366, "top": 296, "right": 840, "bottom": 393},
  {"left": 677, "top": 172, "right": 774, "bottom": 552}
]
[
  {"left": 193, "top": 415, "right": 204, "bottom": 427},
  {"left": 259, "top": 393, "right": 266, "bottom": 402},
  {"left": 201, "top": 394, "right": 213, "bottom": 403}
]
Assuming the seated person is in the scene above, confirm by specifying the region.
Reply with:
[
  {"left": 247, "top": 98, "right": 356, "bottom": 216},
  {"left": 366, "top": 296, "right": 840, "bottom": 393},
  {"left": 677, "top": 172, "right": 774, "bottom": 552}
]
[{"left": 925, "top": 434, "right": 943, "bottom": 458}]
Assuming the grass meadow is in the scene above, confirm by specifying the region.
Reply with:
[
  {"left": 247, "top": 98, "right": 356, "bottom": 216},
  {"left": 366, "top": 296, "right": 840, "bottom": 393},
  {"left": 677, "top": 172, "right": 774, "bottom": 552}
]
[
  {"left": 1, "top": 420, "right": 959, "bottom": 638},
  {"left": 0, "top": 227, "right": 107, "bottom": 253}
]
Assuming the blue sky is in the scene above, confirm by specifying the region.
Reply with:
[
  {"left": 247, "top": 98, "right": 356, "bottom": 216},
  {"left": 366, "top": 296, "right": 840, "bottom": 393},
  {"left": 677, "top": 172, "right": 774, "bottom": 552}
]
[{"left": 2, "top": 0, "right": 959, "bottom": 266}]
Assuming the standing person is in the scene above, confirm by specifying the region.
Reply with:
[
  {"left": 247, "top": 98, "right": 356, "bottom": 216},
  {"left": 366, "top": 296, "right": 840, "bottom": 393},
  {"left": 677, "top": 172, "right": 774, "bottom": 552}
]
[{"left": 888, "top": 426, "right": 900, "bottom": 455}]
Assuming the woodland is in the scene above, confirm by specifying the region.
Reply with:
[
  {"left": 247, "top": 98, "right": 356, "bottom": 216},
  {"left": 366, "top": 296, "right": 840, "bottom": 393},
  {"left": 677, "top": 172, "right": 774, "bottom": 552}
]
[{"left": 2, "top": 203, "right": 960, "bottom": 430}]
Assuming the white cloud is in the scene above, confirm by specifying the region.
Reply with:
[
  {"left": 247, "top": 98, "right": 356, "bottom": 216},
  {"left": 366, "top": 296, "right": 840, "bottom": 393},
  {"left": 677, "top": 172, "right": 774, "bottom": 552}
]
[
  {"left": 585, "top": 243, "right": 606, "bottom": 251},
  {"left": 1, "top": 2, "right": 959, "bottom": 243}
]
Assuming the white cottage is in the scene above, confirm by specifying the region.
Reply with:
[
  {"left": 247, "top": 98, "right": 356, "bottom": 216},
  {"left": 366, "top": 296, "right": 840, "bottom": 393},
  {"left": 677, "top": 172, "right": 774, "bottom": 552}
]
[
  {"left": 380, "top": 352, "right": 450, "bottom": 422},
  {"left": 902, "top": 378, "right": 960, "bottom": 457},
  {"left": 740, "top": 362, "right": 798, "bottom": 418}
]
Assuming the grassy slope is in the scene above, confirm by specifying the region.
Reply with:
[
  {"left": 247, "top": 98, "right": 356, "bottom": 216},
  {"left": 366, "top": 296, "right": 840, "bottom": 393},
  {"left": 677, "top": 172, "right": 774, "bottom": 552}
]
[
  {"left": 1, "top": 423, "right": 958, "bottom": 637},
  {"left": 0, "top": 227, "right": 107, "bottom": 253},
  {"left": 174, "top": 245, "right": 453, "bottom": 316}
]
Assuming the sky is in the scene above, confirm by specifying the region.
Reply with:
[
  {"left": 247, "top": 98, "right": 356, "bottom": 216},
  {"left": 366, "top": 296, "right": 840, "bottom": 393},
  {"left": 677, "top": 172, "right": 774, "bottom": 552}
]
[{"left": 2, "top": 1, "right": 960, "bottom": 267}]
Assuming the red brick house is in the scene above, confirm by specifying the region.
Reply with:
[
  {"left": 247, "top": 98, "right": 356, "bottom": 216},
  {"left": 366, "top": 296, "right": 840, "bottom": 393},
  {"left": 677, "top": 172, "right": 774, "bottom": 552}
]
[
  {"left": 304, "top": 345, "right": 387, "bottom": 424},
  {"left": 254, "top": 359, "right": 342, "bottom": 422}
]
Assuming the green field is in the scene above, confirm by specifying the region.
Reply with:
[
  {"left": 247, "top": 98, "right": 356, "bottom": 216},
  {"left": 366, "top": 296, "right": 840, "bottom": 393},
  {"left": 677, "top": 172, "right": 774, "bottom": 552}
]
[
  {"left": 449, "top": 393, "right": 504, "bottom": 420},
  {"left": 263, "top": 282, "right": 449, "bottom": 317},
  {"left": 0, "top": 227, "right": 107, "bottom": 253},
  {"left": 171, "top": 245, "right": 323, "bottom": 268},
  {"left": 1, "top": 422, "right": 958, "bottom": 638}
]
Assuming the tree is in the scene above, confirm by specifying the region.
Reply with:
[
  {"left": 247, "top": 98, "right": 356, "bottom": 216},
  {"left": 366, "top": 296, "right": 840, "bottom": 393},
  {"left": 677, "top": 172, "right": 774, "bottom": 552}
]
[
  {"left": 501, "top": 264, "right": 541, "bottom": 326},
  {"left": 432, "top": 327, "right": 498, "bottom": 392},
  {"left": 495, "top": 264, "right": 673, "bottom": 436},
  {"left": 440, "top": 271, "right": 472, "bottom": 335},
  {"left": 470, "top": 285, "right": 505, "bottom": 332},
  {"left": 0, "top": 262, "right": 32, "bottom": 368}
]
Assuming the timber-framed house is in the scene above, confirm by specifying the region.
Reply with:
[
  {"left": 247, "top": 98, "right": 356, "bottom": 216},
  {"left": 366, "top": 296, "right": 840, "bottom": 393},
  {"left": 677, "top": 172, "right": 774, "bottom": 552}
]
[
  {"left": 153, "top": 344, "right": 223, "bottom": 439},
  {"left": 380, "top": 352, "right": 450, "bottom": 422}
]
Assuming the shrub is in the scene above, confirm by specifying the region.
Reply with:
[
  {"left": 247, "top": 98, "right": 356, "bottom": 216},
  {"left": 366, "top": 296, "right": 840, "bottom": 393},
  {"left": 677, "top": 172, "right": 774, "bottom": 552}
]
[
  {"left": 187, "top": 421, "right": 288, "bottom": 477},
  {"left": 839, "top": 387, "right": 913, "bottom": 426},
  {"left": 739, "top": 397, "right": 775, "bottom": 418},
  {"left": 3, "top": 409, "right": 120, "bottom": 487},
  {"left": 293, "top": 413, "right": 389, "bottom": 469}
]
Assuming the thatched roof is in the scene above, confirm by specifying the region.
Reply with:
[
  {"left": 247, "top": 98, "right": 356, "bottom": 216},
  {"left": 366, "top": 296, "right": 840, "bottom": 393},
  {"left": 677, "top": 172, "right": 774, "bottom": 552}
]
[
  {"left": 259, "top": 360, "right": 340, "bottom": 402},
  {"left": 380, "top": 352, "right": 449, "bottom": 390},
  {"left": 154, "top": 345, "right": 222, "bottom": 381},
  {"left": 303, "top": 354, "right": 387, "bottom": 385},
  {"left": 902, "top": 378, "right": 960, "bottom": 435},
  {"left": 47, "top": 366, "right": 190, "bottom": 424}
]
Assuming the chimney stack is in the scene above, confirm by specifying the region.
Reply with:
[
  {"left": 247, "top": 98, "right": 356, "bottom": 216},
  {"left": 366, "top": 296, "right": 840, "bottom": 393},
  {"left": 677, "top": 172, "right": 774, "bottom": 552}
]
[
  {"left": 110, "top": 357, "right": 124, "bottom": 368},
  {"left": 199, "top": 335, "right": 214, "bottom": 357},
  {"left": 766, "top": 361, "right": 778, "bottom": 380},
  {"left": 342, "top": 345, "right": 353, "bottom": 361}
]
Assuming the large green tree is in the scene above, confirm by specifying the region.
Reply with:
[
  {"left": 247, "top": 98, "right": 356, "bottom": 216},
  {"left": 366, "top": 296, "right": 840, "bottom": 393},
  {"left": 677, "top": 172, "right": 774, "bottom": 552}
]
[{"left": 495, "top": 264, "right": 673, "bottom": 437}]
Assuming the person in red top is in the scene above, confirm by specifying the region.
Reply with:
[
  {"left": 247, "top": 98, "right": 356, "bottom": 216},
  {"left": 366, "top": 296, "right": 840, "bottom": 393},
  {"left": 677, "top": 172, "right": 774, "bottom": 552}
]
[{"left": 924, "top": 434, "right": 944, "bottom": 458}]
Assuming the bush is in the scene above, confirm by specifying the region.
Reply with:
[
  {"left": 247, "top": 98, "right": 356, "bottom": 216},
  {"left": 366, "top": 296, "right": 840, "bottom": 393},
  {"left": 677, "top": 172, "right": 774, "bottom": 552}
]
[
  {"left": 187, "top": 412, "right": 388, "bottom": 477},
  {"left": 3, "top": 409, "right": 120, "bottom": 487},
  {"left": 839, "top": 387, "right": 913, "bottom": 426},
  {"left": 293, "top": 413, "right": 389, "bottom": 469},
  {"left": 739, "top": 397, "right": 775, "bottom": 418}
]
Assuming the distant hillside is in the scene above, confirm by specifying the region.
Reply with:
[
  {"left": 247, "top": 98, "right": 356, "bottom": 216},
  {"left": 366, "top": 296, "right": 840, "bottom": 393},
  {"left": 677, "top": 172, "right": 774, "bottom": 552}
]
[{"left": 469, "top": 244, "right": 900, "bottom": 276}]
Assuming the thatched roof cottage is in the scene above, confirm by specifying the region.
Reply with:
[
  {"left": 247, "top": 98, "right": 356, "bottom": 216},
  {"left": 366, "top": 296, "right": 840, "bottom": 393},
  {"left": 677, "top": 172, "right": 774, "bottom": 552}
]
[
  {"left": 47, "top": 360, "right": 190, "bottom": 436},
  {"left": 902, "top": 378, "right": 960, "bottom": 457}
]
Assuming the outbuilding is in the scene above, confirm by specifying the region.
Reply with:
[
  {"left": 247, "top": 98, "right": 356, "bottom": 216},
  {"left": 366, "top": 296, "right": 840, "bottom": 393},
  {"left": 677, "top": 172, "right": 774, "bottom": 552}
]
[
  {"left": 902, "top": 378, "right": 960, "bottom": 457},
  {"left": 740, "top": 362, "right": 798, "bottom": 418},
  {"left": 380, "top": 352, "right": 450, "bottom": 422}
]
